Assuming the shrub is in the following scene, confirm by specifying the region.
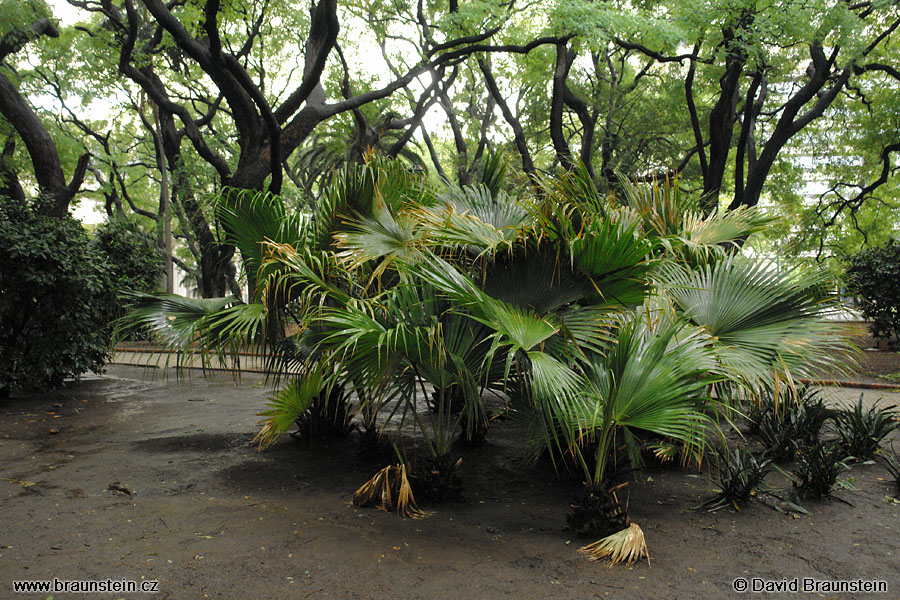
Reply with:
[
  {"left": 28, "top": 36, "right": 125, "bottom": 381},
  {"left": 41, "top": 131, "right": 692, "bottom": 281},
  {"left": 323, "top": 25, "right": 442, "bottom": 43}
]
[
  {"left": 881, "top": 444, "right": 900, "bottom": 497},
  {"left": 754, "top": 407, "right": 798, "bottom": 461},
  {"left": 834, "top": 395, "right": 899, "bottom": 460},
  {"left": 93, "top": 219, "right": 163, "bottom": 340},
  {"left": 93, "top": 219, "right": 163, "bottom": 301},
  {"left": 846, "top": 239, "right": 900, "bottom": 345},
  {"left": 0, "top": 201, "right": 114, "bottom": 395}
]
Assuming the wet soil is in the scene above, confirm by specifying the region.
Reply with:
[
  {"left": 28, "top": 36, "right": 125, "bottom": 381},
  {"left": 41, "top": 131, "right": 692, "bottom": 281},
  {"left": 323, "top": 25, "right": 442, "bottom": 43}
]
[{"left": 2, "top": 366, "right": 899, "bottom": 599}]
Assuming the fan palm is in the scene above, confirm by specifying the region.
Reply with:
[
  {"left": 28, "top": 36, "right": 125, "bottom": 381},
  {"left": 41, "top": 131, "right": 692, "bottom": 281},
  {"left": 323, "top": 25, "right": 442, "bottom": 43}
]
[
  {"left": 659, "top": 255, "right": 847, "bottom": 396},
  {"left": 116, "top": 157, "right": 852, "bottom": 557},
  {"left": 557, "top": 311, "right": 718, "bottom": 563}
]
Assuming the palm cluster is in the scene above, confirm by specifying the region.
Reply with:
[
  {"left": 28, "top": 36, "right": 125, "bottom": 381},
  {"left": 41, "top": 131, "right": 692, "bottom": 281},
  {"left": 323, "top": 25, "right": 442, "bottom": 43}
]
[{"left": 118, "top": 155, "right": 846, "bottom": 564}]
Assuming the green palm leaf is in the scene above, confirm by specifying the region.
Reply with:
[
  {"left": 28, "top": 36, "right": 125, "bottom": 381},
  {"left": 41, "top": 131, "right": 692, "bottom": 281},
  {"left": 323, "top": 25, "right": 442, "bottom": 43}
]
[
  {"left": 572, "top": 314, "right": 718, "bottom": 485},
  {"left": 681, "top": 206, "right": 775, "bottom": 248},
  {"left": 216, "top": 188, "right": 308, "bottom": 279},
  {"left": 255, "top": 370, "right": 325, "bottom": 448},
  {"left": 661, "top": 255, "right": 844, "bottom": 389},
  {"left": 416, "top": 197, "right": 525, "bottom": 254},
  {"left": 481, "top": 248, "right": 592, "bottom": 314},
  {"left": 116, "top": 292, "right": 236, "bottom": 350},
  {"left": 334, "top": 205, "right": 422, "bottom": 273}
]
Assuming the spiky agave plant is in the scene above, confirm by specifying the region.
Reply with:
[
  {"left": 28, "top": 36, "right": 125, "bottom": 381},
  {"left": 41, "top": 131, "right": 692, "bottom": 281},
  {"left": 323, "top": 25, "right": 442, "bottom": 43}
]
[
  {"left": 834, "top": 395, "right": 899, "bottom": 460},
  {"left": 880, "top": 444, "right": 900, "bottom": 497},
  {"left": 698, "top": 447, "right": 774, "bottom": 511}
]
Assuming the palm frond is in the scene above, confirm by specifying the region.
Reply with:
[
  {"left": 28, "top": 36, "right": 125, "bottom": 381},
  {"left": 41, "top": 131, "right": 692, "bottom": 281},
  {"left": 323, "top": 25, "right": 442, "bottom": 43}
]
[
  {"left": 352, "top": 464, "right": 429, "bottom": 518},
  {"left": 618, "top": 175, "right": 696, "bottom": 238},
  {"left": 261, "top": 242, "right": 351, "bottom": 309},
  {"left": 115, "top": 292, "right": 236, "bottom": 353},
  {"left": 682, "top": 206, "right": 775, "bottom": 248},
  {"left": 416, "top": 194, "right": 526, "bottom": 254},
  {"left": 553, "top": 304, "right": 618, "bottom": 358},
  {"left": 578, "top": 522, "right": 649, "bottom": 565},
  {"left": 477, "top": 149, "right": 510, "bottom": 198},
  {"left": 481, "top": 248, "right": 592, "bottom": 314},
  {"left": 660, "top": 255, "right": 846, "bottom": 389},
  {"left": 539, "top": 161, "right": 607, "bottom": 218},
  {"left": 334, "top": 205, "right": 422, "bottom": 273},
  {"left": 255, "top": 370, "right": 324, "bottom": 448},
  {"left": 578, "top": 314, "right": 717, "bottom": 478},
  {"left": 570, "top": 211, "right": 655, "bottom": 307},
  {"left": 216, "top": 188, "right": 307, "bottom": 280}
]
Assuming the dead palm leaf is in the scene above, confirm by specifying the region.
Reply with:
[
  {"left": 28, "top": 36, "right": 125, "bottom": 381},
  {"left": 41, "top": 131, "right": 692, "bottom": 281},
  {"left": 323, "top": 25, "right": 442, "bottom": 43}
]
[
  {"left": 578, "top": 522, "right": 650, "bottom": 566},
  {"left": 352, "top": 464, "right": 429, "bottom": 519}
]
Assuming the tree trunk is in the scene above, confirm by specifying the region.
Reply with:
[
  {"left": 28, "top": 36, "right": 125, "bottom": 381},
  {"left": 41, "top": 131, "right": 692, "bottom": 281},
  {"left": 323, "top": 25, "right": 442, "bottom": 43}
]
[
  {"left": 0, "top": 19, "right": 88, "bottom": 217},
  {"left": 158, "top": 111, "right": 235, "bottom": 298}
]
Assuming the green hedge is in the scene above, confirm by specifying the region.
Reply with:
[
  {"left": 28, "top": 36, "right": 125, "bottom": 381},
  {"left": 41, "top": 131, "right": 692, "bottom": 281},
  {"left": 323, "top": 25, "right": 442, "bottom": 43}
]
[
  {"left": 846, "top": 239, "right": 900, "bottom": 345},
  {"left": 0, "top": 201, "right": 114, "bottom": 395}
]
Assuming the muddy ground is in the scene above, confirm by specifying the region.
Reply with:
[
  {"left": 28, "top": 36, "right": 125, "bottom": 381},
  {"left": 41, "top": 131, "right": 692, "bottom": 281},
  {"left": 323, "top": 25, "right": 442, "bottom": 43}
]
[{"left": 2, "top": 365, "right": 899, "bottom": 599}]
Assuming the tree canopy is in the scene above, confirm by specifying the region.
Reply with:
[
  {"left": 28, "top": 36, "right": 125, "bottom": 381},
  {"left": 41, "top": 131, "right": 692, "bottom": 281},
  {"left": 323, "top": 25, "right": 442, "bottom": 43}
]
[{"left": 1, "top": 0, "right": 898, "bottom": 293}]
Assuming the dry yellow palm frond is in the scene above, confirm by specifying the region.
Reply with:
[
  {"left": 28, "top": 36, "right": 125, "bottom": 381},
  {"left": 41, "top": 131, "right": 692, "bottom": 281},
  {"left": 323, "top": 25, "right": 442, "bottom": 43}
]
[
  {"left": 352, "top": 464, "right": 429, "bottom": 519},
  {"left": 578, "top": 522, "right": 649, "bottom": 566}
]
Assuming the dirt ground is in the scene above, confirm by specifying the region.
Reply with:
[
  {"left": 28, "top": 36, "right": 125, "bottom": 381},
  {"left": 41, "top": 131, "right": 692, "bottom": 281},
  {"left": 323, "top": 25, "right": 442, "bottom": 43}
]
[
  {"left": 825, "top": 323, "right": 900, "bottom": 386},
  {"left": 2, "top": 365, "right": 900, "bottom": 600}
]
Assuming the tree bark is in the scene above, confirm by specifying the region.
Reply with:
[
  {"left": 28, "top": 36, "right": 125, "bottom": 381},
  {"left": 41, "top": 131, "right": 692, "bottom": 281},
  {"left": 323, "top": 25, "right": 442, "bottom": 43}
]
[
  {"left": 0, "top": 138, "right": 25, "bottom": 203},
  {"left": 550, "top": 41, "right": 575, "bottom": 171}
]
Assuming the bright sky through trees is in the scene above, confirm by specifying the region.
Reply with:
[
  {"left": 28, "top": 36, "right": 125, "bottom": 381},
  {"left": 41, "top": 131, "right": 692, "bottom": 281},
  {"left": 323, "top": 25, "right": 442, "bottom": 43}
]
[{"left": 4, "top": 0, "right": 898, "bottom": 290}]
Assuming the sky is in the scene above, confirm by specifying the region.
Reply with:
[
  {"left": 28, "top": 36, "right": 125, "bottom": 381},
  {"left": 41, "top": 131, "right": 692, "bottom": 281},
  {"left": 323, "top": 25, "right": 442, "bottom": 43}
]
[{"left": 47, "top": 0, "right": 81, "bottom": 25}]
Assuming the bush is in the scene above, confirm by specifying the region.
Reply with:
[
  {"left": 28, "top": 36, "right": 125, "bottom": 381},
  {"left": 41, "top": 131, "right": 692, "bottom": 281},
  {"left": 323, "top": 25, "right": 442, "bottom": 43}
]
[
  {"left": 881, "top": 444, "right": 900, "bottom": 497},
  {"left": 793, "top": 441, "right": 851, "bottom": 499},
  {"left": 92, "top": 219, "right": 163, "bottom": 327},
  {"left": 93, "top": 219, "right": 162, "bottom": 298},
  {"left": 0, "top": 201, "right": 114, "bottom": 395},
  {"left": 846, "top": 239, "right": 900, "bottom": 345},
  {"left": 749, "top": 385, "right": 834, "bottom": 461},
  {"left": 699, "top": 447, "right": 774, "bottom": 511}
]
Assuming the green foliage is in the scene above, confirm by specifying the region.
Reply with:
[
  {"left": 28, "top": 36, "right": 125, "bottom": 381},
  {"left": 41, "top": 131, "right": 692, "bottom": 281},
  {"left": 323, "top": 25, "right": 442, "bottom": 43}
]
[
  {"left": 846, "top": 240, "right": 900, "bottom": 344},
  {"left": 881, "top": 444, "right": 900, "bottom": 497},
  {"left": 117, "top": 158, "right": 849, "bottom": 524},
  {"left": 834, "top": 395, "right": 899, "bottom": 460},
  {"left": 92, "top": 219, "right": 163, "bottom": 320},
  {"left": 0, "top": 200, "right": 114, "bottom": 395},
  {"left": 661, "top": 255, "right": 844, "bottom": 391},
  {"left": 0, "top": 0, "right": 50, "bottom": 37},
  {"left": 749, "top": 385, "right": 834, "bottom": 461},
  {"left": 699, "top": 447, "right": 774, "bottom": 512},
  {"left": 560, "top": 314, "right": 718, "bottom": 489},
  {"left": 255, "top": 369, "right": 325, "bottom": 447},
  {"left": 793, "top": 441, "right": 851, "bottom": 499}
]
